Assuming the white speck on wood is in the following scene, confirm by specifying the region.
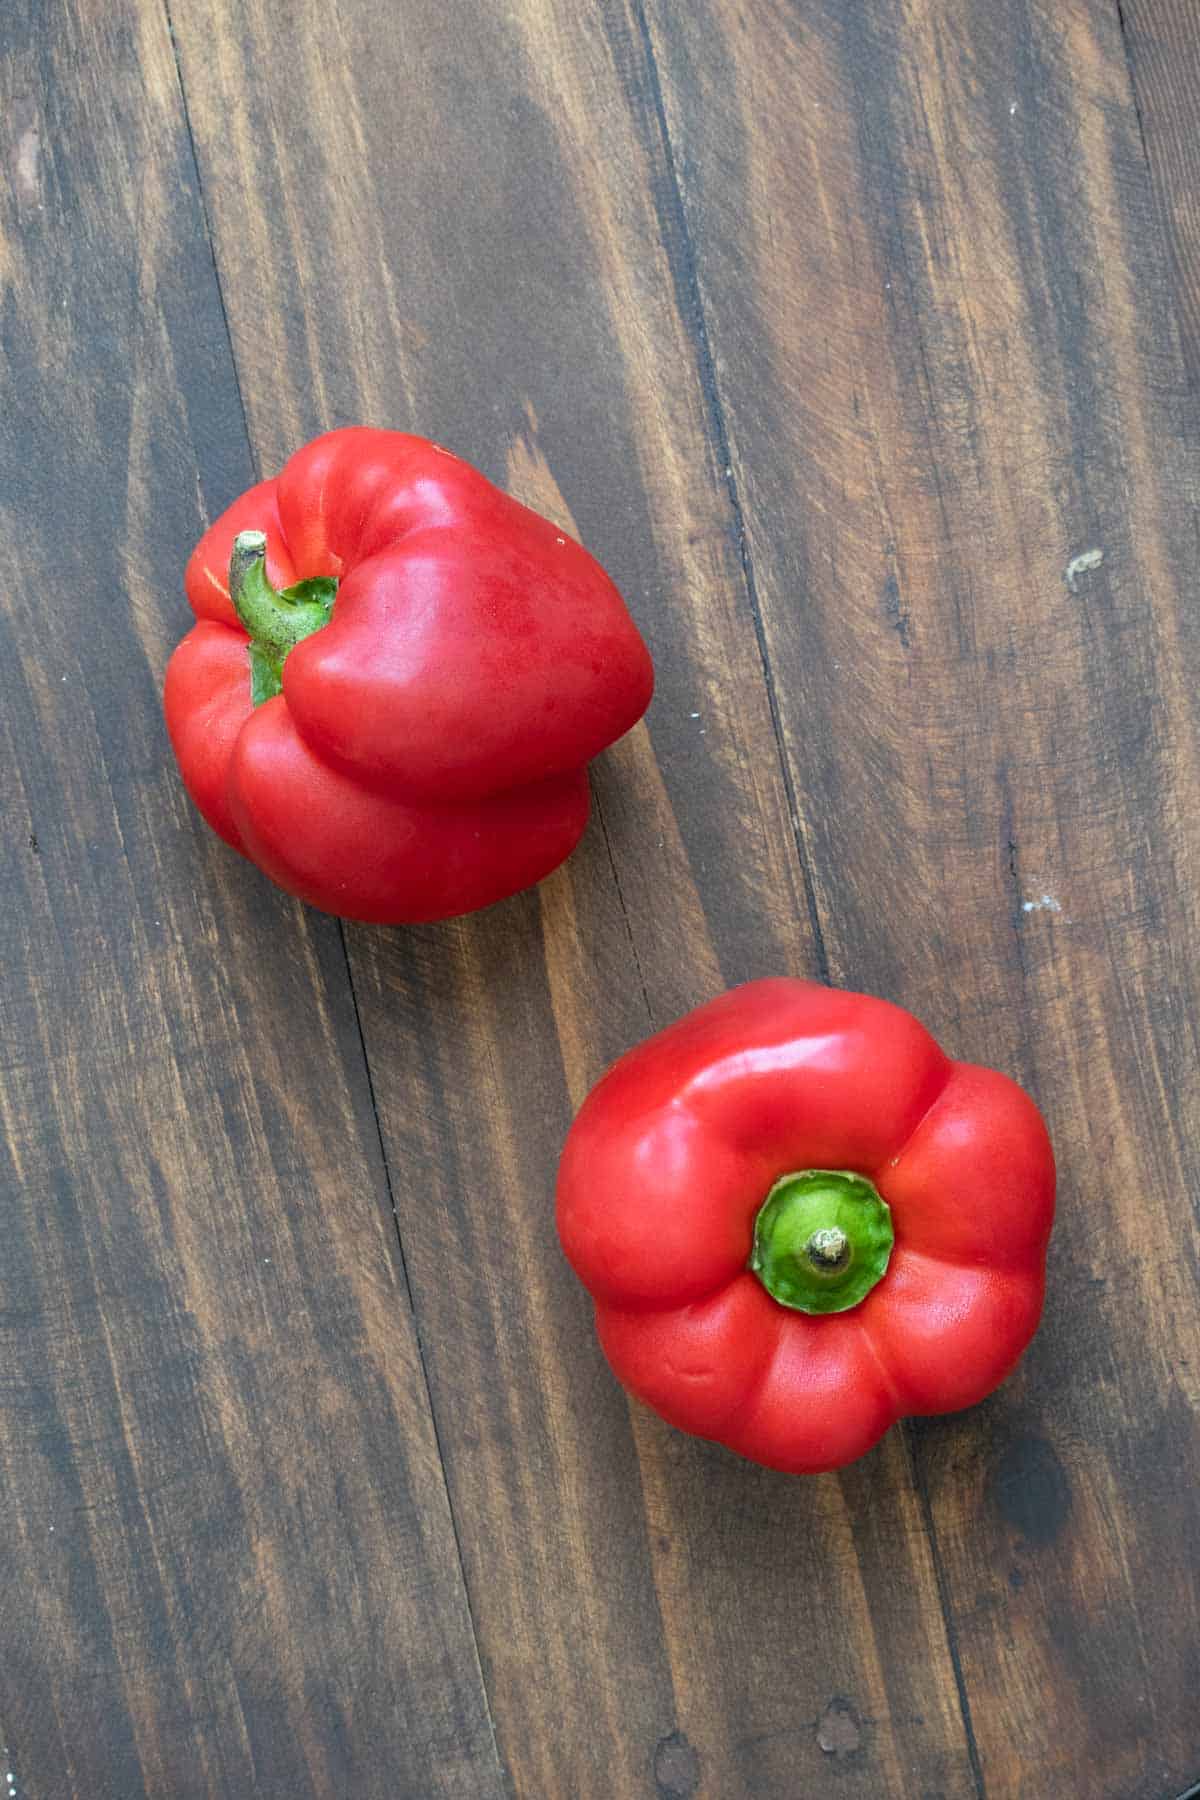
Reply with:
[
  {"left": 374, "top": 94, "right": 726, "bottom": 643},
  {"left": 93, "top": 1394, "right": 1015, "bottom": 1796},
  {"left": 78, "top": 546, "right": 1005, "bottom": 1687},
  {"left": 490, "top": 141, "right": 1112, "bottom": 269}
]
[
  {"left": 1066, "top": 547, "right": 1104, "bottom": 591},
  {"left": 1022, "top": 893, "right": 1062, "bottom": 914}
]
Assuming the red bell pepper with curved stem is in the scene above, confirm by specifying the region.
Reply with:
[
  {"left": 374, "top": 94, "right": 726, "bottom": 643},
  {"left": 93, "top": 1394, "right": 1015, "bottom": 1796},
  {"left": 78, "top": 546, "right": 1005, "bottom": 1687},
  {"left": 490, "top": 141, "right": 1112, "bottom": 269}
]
[
  {"left": 557, "top": 980, "right": 1055, "bottom": 1474},
  {"left": 164, "top": 428, "right": 653, "bottom": 923}
]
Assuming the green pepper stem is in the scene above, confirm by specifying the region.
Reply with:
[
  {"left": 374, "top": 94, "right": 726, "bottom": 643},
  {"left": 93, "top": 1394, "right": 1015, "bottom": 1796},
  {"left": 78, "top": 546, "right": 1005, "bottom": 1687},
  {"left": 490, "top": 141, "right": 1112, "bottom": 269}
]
[
  {"left": 228, "top": 531, "right": 338, "bottom": 706},
  {"left": 229, "top": 530, "right": 269, "bottom": 619},
  {"left": 806, "top": 1226, "right": 850, "bottom": 1269},
  {"left": 749, "top": 1170, "right": 894, "bottom": 1315}
]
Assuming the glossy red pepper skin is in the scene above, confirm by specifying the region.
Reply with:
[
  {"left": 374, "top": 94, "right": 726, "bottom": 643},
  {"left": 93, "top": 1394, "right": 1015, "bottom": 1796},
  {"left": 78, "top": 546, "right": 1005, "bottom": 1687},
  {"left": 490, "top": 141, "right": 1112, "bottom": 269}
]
[
  {"left": 164, "top": 429, "right": 653, "bottom": 922},
  {"left": 557, "top": 980, "right": 1055, "bottom": 1474}
]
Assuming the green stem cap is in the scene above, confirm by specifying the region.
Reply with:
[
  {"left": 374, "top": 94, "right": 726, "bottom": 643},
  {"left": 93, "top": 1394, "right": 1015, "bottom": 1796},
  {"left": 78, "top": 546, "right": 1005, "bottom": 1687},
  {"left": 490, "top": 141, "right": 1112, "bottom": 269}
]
[
  {"left": 228, "top": 530, "right": 338, "bottom": 705},
  {"left": 749, "top": 1170, "right": 894, "bottom": 1314}
]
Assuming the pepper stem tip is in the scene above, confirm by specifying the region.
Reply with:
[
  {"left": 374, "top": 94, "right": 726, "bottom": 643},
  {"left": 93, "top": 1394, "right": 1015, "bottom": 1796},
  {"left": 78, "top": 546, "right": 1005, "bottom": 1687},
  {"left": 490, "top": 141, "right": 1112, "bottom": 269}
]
[
  {"left": 228, "top": 530, "right": 269, "bottom": 609},
  {"left": 806, "top": 1226, "right": 850, "bottom": 1269}
]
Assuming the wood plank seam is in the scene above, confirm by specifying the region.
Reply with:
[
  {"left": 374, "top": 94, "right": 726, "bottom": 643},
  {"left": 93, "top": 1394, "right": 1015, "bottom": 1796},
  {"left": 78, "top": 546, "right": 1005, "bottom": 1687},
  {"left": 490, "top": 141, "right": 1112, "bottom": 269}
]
[
  {"left": 334, "top": 912, "right": 507, "bottom": 1780},
  {"left": 591, "top": 772, "right": 655, "bottom": 1025},
  {"left": 626, "top": 0, "right": 833, "bottom": 991},
  {"left": 160, "top": 0, "right": 254, "bottom": 463},
  {"left": 1113, "top": 0, "right": 1154, "bottom": 169},
  {"left": 910, "top": 1436, "right": 987, "bottom": 1800}
]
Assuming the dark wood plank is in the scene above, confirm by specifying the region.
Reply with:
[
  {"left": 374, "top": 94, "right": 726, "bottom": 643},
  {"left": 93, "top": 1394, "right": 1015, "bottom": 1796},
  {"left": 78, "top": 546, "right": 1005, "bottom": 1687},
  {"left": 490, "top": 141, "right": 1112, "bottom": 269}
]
[
  {"left": 168, "top": 0, "right": 987, "bottom": 1793},
  {"left": 1119, "top": 0, "right": 1200, "bottom": 388},
  {"left": 639, "top": 0, "right": 1200, "bottom": 1794},
  {"left": 0, "top": 5, "right": 501, "bottom": 1795}
]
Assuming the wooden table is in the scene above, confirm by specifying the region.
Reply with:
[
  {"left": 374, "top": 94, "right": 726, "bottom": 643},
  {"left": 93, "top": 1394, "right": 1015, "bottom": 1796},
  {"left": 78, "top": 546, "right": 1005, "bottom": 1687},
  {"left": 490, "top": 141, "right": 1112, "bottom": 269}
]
[{"left": 3, "top": 2, "right": 1198, "bottom": 1795}]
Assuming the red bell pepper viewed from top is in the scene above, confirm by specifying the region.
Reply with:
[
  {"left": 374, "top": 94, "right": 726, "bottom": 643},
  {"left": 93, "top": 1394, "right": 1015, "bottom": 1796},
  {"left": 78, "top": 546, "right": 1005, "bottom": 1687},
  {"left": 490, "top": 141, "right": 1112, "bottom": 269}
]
[
  {"left": 557, "top": 979, "right": 1055, "bottom": 1474},
  {"left": 164, "top": 428, "right": 653, "bottom": 922}
]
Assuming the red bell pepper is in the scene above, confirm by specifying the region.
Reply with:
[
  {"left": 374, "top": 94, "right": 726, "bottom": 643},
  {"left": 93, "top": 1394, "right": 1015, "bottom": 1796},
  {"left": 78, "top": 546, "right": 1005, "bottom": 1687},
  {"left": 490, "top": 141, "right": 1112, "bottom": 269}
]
[
  {"left": 164, "top": 428, "right": 653, "bottom": 922},
  {"left": 557, "top": 980, "right": 1055, "bottom": 1473}
]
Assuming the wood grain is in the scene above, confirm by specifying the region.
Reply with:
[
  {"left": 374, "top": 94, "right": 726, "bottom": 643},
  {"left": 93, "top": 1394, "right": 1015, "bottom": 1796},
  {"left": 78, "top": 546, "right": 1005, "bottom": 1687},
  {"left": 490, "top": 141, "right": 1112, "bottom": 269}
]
[
  {"left": 3, "top": 0, "right": 1197, "bottom": 1794},
  {"left": 1119, "top": 0, "right": 1200, "bottom": 388},
  {"left": 640, "top": 0, "right": 1200, "bottom": 1795},
  {"left": 0, "top": 5, "right": 499, "bottom": 1796},
  {"left": 168, "top": 0, "right": 983, "bottom": 1794}
]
